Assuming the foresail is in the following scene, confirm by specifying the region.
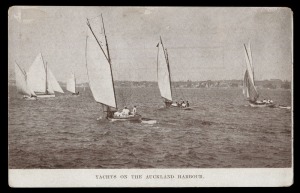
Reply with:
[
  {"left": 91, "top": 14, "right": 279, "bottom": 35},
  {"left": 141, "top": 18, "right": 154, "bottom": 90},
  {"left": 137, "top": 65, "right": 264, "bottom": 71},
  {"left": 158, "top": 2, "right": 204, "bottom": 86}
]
[
  {"left": 66, "top": 73, "right": 76, "bottom": 93},
  {"left": 243, "top": 45, "right": 259, "bottom": 101},
  {"left": 157, "top": 43, "right": 172, "bottom": 101},
  {"left": 47, "top": 68, "right": 64, "bottom": 93},
  {"left": 27, "top": 53, "right": 47, "bottom": 93},
  {"left": 15, "top": 62, "right": 32, "bottom": 96},
  {"left": 86, "top": 30, "right": 116, "bottom": 108}
]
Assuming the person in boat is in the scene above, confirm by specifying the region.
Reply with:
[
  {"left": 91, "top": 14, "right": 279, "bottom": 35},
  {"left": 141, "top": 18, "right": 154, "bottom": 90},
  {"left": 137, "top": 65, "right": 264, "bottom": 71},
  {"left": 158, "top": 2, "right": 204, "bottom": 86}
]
[
  {"left": 181, "top": 101, "right": 186, "bottom": 108},
  {"left": 179, "top": 98, "right": 184, "bottom": 106},
  {"left": 132, "top": 106, "right": 137, "bottom": 115},
  {"left": 121, "top": 106, "right": 130, "bottom": 117},
  {"left": 186, "top": 101, "right": 189, "bottom": 107}
]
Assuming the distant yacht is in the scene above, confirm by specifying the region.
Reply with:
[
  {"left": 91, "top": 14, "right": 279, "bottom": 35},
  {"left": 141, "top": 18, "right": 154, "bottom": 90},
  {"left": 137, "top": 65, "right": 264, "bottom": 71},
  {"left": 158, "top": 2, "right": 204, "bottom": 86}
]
[
  {"left": 242, "top": 41, "right": 275, "bottom": 108},
  {"left": 14, "top": 61, "right": 37, "bottom": 100},
  {"left": 156, "top": 36, "right": 191, "bottom": 110},
  {"left": 27, "top": 53, "right": 64, "bottom": 98},
  {"left": 66, "top": 72, "right": 79, "bottom": 96}
]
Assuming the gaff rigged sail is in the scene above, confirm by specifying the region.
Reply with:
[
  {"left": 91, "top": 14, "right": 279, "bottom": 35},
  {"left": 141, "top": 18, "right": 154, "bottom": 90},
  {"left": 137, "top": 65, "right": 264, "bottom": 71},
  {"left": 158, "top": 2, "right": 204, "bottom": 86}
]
[{"left": 157, "top": 37, "right": 172, "bottom": 101}]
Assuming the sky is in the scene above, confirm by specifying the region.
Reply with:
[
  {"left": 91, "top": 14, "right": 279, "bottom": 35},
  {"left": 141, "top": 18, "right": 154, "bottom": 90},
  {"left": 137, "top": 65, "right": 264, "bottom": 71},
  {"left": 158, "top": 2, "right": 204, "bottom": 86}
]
[{"left": 8, "top": 6, "right": 293, "bottom": 83}]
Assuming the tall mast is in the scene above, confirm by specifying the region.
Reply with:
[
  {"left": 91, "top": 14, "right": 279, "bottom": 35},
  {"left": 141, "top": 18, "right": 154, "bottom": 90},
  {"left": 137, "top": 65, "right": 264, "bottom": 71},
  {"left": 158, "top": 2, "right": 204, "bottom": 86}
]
[
  {"left": 243, "top": 44, "right": 255, "bottom": 86},
  {"left": 41, "top": 53, "right": 48, "bottom": 94},
  {"left": 160, "top": 36, "right": 173, "bottom": 99},
  {"left": 86, "top": 16, "right": 117, "bottom": 109},
  {"left": 100, "top": 14, "right": 117, "bottom": 109},
  {"left": 101, "top": 14, "right": 111, "bottom": 64},
  {"left": 248, "top": 41, "right": 254, "bottom": 81},
  {"left": 74, "top": 72, "right": 76, "bottom": 93}
]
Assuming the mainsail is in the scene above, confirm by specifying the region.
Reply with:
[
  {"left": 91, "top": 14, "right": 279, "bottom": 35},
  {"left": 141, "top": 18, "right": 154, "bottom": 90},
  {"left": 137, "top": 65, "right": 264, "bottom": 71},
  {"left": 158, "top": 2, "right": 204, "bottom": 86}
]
[
  {"left": 27, "top": 53, "right": 64, "bottom": 95},
  {"left": 157, "top": 37, "right": 172, "bottom": 101},
  {"left": 14, "top": 62, "right": 36, "bottom": 96},
  {"left": 85, "top": 18, "right": 117, "bottom": 108},
  {"left": 243, "top": 43, "right": 259, "bottom": 102},
  {"left": 66, "top": 72, "right": 76, "bottom": 94}
]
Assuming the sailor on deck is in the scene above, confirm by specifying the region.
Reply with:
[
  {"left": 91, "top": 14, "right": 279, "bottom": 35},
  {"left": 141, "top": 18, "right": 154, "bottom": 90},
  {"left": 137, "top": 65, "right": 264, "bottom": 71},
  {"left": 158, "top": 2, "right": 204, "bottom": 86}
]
[
  {"left": 122, "top": 106, "right": 130, "bottom": 117},
  {"left": 186, "top": 101, "right": 189, "bottom": 107},
  {"left": 181, "top": 101, "right": 186, "bottom": 108},
  {"left": 132, "top": 106, "right": 137, "bottom": 115}
]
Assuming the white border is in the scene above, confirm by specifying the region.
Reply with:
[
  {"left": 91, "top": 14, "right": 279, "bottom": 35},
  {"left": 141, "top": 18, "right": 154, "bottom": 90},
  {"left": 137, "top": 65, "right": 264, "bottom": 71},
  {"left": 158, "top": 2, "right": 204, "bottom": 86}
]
[{"left": 9, "top": 168, "right": 293, "bottom": 187}]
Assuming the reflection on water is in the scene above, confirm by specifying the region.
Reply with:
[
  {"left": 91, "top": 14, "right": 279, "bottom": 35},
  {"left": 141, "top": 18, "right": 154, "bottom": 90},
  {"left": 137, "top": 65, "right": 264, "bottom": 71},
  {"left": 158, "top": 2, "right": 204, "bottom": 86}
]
[{"left": 8, "top": 86, "right": 292, "bottom": 168}]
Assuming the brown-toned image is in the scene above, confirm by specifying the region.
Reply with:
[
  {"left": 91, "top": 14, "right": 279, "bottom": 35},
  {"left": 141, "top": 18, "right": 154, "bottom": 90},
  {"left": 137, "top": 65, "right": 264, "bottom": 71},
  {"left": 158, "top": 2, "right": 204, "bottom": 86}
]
[{"left": 8, "top": 6, "right": 293, "bottom": 187}]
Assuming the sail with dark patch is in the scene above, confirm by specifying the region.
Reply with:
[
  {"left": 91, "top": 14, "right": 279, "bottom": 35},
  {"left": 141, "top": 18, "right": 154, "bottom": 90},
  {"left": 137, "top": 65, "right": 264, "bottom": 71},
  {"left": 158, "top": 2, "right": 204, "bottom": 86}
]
[{"left": 243, "top": 43, "right": 259, "bottom": 102}]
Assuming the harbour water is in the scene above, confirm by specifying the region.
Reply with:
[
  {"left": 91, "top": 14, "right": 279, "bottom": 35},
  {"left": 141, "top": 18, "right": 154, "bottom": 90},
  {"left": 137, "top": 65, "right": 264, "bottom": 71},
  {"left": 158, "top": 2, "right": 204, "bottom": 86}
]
[{"left": 8, "top": 86, "right": 292, "bottom": 168}]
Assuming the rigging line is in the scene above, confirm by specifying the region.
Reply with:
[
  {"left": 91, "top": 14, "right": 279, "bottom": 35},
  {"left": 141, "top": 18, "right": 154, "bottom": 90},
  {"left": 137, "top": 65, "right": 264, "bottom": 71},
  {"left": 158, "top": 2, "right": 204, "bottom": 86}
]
[
  {"left": 15, "top": 61, "right": 26, "bottom": 77},
  {"left": 40, "top": 53, "right": 48, "bottom": 94}
]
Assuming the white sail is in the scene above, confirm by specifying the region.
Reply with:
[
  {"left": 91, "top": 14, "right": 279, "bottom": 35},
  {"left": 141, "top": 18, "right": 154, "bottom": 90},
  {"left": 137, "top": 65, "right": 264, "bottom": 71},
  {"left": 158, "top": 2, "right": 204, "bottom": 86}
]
[
  {"left": 86, "top": 30, "right": 116, "bottom": 108},
  {"left": 27, "top": 53, "right": 47, "bottom": 93},
  {"left": 66, "top": 72, "right": 76, "bottom": 93},
  {"left": 243, "top": 44, "right": 259, "bottom": 102},
  {"left": 157, "top": 42, "right": 172, "bottom": 101},
  {"left": 47, "top": 68, "right": 64, "bottom": 93},
  {"left": 14, "top": 62, "right": 32, "bottom": 96},
  {"left": 246, "top": 41, "right": 254, "bottom": 77},
  {"left": 27, "top": 53, "right": 64, "bottom": 94}
]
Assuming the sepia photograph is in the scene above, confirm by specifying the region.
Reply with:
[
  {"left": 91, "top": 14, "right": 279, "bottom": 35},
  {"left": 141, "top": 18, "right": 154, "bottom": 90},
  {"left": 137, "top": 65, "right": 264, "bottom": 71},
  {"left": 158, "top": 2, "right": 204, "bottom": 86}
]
[{"left": 8, "top": 6, "right": 293, "bottom": 187}]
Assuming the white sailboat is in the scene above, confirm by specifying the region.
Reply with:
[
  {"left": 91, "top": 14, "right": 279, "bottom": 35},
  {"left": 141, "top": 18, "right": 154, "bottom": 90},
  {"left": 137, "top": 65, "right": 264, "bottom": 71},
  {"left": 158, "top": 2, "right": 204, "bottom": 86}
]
[
  {"left": 243, "top": 41, "right": 275, "bottom": 107},
  {"left": 156, "top": 36, "right": 191, "bottom": 109},
  {"left": 85, "top": 14, "right": 141, "bottom": 121},
  {"left": 27, "top": 53, "right": 64, "bottom": 98},
  {"left": 66, "top": 72, "right": 79, "bottom": 95},
  {"left": 14, "top": 61, "right": 37, "bottom": 100}
]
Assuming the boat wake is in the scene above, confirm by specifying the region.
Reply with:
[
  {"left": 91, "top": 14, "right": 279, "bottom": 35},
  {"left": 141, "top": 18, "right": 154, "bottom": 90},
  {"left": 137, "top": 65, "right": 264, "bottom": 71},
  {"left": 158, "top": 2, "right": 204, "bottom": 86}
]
[
  {"left": 141, "top": 118, "right": 157, "bottom": 124},
  {"left": 278, "top": 106, "right": 291, "bottom": 110}
]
